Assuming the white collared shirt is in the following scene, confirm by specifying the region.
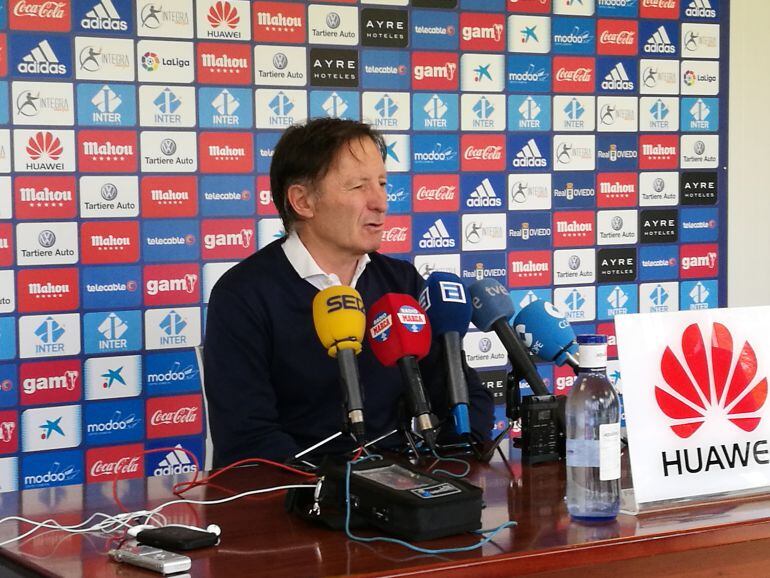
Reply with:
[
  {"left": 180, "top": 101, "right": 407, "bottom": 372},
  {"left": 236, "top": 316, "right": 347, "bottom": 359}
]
[{"left": 282, "top": 230, "right": 371, "bottom": 290}]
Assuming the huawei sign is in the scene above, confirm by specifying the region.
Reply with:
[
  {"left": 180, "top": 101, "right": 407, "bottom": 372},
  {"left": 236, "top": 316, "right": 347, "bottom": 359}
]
[{"left": 656, "top": 323, "right": 767, "bottom": 439}]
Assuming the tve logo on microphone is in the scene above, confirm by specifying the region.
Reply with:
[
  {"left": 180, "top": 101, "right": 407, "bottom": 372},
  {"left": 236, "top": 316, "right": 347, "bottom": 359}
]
[{"left": 146, "top": 394, "right": 203, "bottom": 439}]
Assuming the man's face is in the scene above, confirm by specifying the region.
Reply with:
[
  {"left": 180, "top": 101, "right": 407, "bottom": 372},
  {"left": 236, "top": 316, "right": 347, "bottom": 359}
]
[{"left": 304, "top": 136, "right": 388, "bottom": 260}]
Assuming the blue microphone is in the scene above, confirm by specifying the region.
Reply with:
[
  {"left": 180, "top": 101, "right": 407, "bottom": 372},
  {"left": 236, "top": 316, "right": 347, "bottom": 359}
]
[
  {"left": 467, "top": 279, "right": 549, "bottom": 397},
  {"left": 419, "top": 272, "right": 472, "bottom": 436},
  {"left": 513, "top": 300, "right": 579, "bottom": 370}
]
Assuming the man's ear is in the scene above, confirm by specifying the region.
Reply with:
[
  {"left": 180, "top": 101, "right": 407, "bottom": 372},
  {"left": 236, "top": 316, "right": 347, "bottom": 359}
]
[{"left": 287, "top": 183, "right": 315, "bottom": 220}]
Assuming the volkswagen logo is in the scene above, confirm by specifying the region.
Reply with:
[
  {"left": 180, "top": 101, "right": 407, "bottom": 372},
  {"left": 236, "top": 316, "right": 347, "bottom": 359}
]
[
  {"left": 694, "top": 140, "right": 706, "bottom": 155},
  {"left": 326, "top": 12, "right": 341, "bottom": 29},
  {"left": 160, "top": 138, "right": 177, "bottom": 156},
  {"left": 479, "top": 338, "right": 492, "bottom": 354},
  {"left": 38, "top": 230, "right": 56, "bottom": 248},
  {"left": 653, "top": 177, "right": 665, "bottom": 193},
  {"left": 611, "top": 216, "right": 624, "bottom": 231},
  {"left": 568, "top": 255, "right": 581, "bottom": 270},
  {"left": 273, "top": 52, "right": 288, "bottom": 70},
  {"left": 101, "top": 183, "right": 119, "bottom": 201}
]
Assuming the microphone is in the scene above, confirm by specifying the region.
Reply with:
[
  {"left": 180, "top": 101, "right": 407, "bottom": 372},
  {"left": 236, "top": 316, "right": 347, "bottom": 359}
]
[
  {"left": 312, "top": 286, "right": 367, "bottom": 441},
  {"left": 366, "top": 293, "right": 437, "bottom": 450},
  {"left": 467, "top": 279, "right": 549, "bottom": 397},
  {"left": 513, "top": 300, "right": 579, "bottom": 371},
  {"left": 418, "top": 272, "right": 472, "bottom": 436}
]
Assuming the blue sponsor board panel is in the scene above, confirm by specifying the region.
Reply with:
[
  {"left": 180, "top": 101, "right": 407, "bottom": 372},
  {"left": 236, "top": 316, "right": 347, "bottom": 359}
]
[
  {"left": 141, "top": 220, "right": 200, "bottom": 262},
  {"left": 145, "top": 436, "right": 204, "bottom": 477},
  {"left": 460, "top": 173, "right": 505, "bottom": 211},
  {"left": 0, "top": 81, "right": 8, "bottom": 124},
  {"left": 639, "top": 245, "right": 679, "bottom": 281},
  {"left": 0, "top": 364, "right": 17, "bottom": 408},
  {"left": 197, "top": 87, "right": 253, "bottom": 129},
  {"left": 411, "top": 10, "right": 459, "bottom": 50},
  {"left": 460, "top": 0, "right": 505, "bottom": 11},
  {"left": 597, "top": 283, "right": 639, "bottom": 320},
  {"left": 385, "top": 174, "right": 411, "bottom": 214},
  {"left": 460, "top": 251, "right": 507, "bottom": 285},
  {"left": 596, "top": 133, "right": 638, "bottom": 171},
  {"left": 11, "top": 33, "right": 72, "bottom": 78},
  {"left": 0, "top": 318, "right": 16, "bottom": 360},
  {"left": 83, "top": 310, "right": 142, "bottom": 355},
  {"left": 255, "top": 132, "right": 280, "bottom": 174},
  {"left": 639, "top": 20, "right": 679, "bottom": 58},
  {"left": 552, "top": 173, "right": 596, "bottom": 209},
  {"left": 412, "top": 92, "right": 459, "bottom": 131},
  {"left": 679, "top": 207, "right": 719, "bottom": 242},
  {"left": 507, "top": 212, "right": 552, "bottom": 250},
  {"left": 84, "top": 399, "right": 144, "bottom": 446},
  {"left": 680, "top": 97, "right": 719, "bottom": 132},
  {"left": 507, "top": 55, "right": 551, "bottom": 93},
  {"left": 680, "top": 279, "right": 718, "bottom": 310},
  {"left": 597, "top": 0, "right": 638, "bottom": 17},
  {"left": 361, "top": 50, "right": 411, "bottom": 90},
  {"left": 144, "top": 350, "right": 202, "bottom": 396},
  {"left": 509, "top": 288, "right": 552, "bottom": 311},
  {"left": 74, "top": 0, "right": 134, "bottom": 35},
  {"left": 309, "top": 90, "right": 361, "bottom": 121},
  {"left": 507, "top": 134, "right": 551, "bottom": 172},
  {"left": 681, "top": 0, "right": 720, "bottom": 20},
  {"left": 552, "top": 17, "right": 596, "bottom": 55},
  {"left": 81, "top": 265, "right": 142, "bottom": 310},
  {"left": 411, "top": 134, "right": 459, "bottom": 173},
  {"left": 597, "top": 57, "right": 638, "bottom": 93},
  {"left": 508, "top": 94, "right": 551, "bottom": 132},
  {"left": 76, "top": 83, "right": 136, "bottom": 127},
  {"left": 21, "top": 449, "right": 84, "bottom": 490},
  {"left": 199, "top": 175, "right": 255, "bottom": 217},
  {"left": 519, "top": 364, "right": 554, "bottom": 396},
  {"left": 0, "top": 1, "right": 5, "bottom": 29},
  {"left": 414, "top": 213, "right": 460, "bottom": 253}
]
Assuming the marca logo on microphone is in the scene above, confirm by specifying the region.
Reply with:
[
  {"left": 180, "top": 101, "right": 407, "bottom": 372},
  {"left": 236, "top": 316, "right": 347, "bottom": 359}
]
[
  {"left": 461, "top": 134, "right": 505, "bottom": 172},
  {"left": 552, "top": 56, "right": 595, "bottom": 93},
  {"left": 597, "top": 172, "right": 637, "bottom": 207},
  {"left": 553, "top": 211, "right": 595, "bottom": 247},
  {"left": 198, "top": 132, "right": 253, "bottom": 173},
  {"left": 639, "top": 0, "right": 680, "bottom": 20},
  {"left": 460, "top": 12, "right": 505, "bottom": 51},
  {"left": 379, "top": 215, "right": 411, "bottom": 254},
  {"left": 141, "top": 176, "right": 198, "bottom": 218},
  {"left": 9, "top": 0, "right": 71, "bottom": 32},
  {"left": 639, "top": 134, "right": 678, "bottom": 169},
  {"left": 412, "top": 175, "right": 459, "bottom": 212},
  {"left": 252, "top": 1, "right": 306, "bottom": 44},
  {"left": 144, "top": 263, "right": 200, "bottom": 306},
  {"left": 680, "top": 243, "right": 718, "bottom": 278},
  {"left": 86, "top": 444, "right": 144, "bottom": 483},
  {"left": 20, "top": 359, "right": 81, "bottom": 406},
  {"left": 146, "top": 394, "right": 203, "bottom": 439},
  {"left": 508, "top": 250, "right": 551, "bottom": 287},
  {"left": 597, "top": 19, "right": 637, "bottom": 55},
  {"left": 80, "top": 221, "right": 139, "bottom": 264},
  {"left": 17, "top": 268, "right": 78, "bottom": 313},
  {"left": 77, "top": 130, "right": 137, "bottom": 173},
  {"left": 14, "top": 176, "right": 76, "bottom": 220},
  {"left": 412, "top": 51, "right": 459, "bottom": 90},
  {"left": 196, "top": 41, "right": 251, "bottom": 84},
  {"left": 200, "top": 219, "right": 255, "bottom": 260}
]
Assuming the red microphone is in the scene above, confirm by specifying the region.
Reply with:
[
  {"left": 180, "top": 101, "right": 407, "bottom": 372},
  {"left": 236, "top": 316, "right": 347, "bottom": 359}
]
[{"left": 367, "top": 293, "right": 437, "bottom": 450}]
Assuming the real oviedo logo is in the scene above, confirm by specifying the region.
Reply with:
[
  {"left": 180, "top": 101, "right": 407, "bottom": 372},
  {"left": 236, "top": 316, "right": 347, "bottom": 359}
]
[{"left": 655, "top": 323, "right": 767, "bottom": 439}]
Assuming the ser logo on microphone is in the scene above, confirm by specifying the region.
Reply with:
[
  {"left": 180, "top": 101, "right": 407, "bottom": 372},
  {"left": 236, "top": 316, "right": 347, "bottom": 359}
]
[{"left": 326, "top": 294, "right": 364, "bottom": 314}]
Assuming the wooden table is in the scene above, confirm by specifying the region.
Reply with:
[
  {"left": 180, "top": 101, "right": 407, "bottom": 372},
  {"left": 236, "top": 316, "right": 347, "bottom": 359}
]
[{"left": 2, "top": 444, "right": 770, "bottom": 577}]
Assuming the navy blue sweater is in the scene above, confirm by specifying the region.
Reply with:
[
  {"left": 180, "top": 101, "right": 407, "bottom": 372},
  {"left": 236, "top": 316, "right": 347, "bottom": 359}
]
[{"left": 204, "top": 239, "right": 494, "bottom": 467}]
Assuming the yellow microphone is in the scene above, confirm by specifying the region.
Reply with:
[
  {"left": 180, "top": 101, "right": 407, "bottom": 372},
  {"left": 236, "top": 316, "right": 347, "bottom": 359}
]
[{"left": 312, "top": 286, "right": 366, "bottom": 440}]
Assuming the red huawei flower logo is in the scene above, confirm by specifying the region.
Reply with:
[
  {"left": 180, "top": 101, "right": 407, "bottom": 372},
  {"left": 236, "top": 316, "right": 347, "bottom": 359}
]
[
  {"left": 26, "top": 131, "right": 62, "bottom": 160},
  {"left": 656, "top": 323, "right": 768, "bottom": 438},
  {"left": 207, "top": 1, "right": 239, "bottom": 29}
]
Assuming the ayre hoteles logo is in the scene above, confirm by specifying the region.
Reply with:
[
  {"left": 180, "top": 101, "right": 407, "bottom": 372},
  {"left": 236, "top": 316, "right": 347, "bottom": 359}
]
[
  {"left": 10, "top": 0, "right": 71, "bottom": 32},
  {"left": 81, "top": 221, "right": 139, "bottom": 264},
  {"left": 309, "top": 48, "right": 359, "bottom": 88},
  {"left": 252, "top": 1, "right": 306, "bottom": 44},
  {"left": 361, "top": 8, "right": 408, "bottom": 48}
]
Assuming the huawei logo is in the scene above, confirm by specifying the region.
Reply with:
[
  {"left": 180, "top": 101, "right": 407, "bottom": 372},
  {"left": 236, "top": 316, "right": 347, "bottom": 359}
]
[
  {"left": 656, "top": 323, "right": 767, "bottom": 438},
  {"left": 207, "top": 1, "right": 239, "bottom": 29},
  {"left": 27, "top": 131, "right": 63, "bottom": 160}
]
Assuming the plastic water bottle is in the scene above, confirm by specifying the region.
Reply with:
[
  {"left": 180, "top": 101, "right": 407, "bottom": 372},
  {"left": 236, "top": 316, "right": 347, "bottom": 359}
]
[{"left": 566, "top": 334, "right": 620, "bottom": 521}]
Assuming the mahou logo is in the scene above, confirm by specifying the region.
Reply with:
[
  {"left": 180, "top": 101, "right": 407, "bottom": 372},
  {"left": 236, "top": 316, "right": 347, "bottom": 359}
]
[
  {"left": 200, "top": 218, "right": 255, "bottom": 260},
  {"left": 77, "top": 130, "right": 137, "bottom": 173},
  {"left": 680, "top": 243, "right": 718, "bottom": 278},
  {"left": 197, "top": 42, "right": 251, "bottom": 85},
  {"left": 144, "top": 263, "right": 201, "bottom": 306},
  {"left": 640, "top": 0, "right": 680, "bottom": 20},
  {"left": 141, "top": 176, "right": 198, "bottom": 218},
  {"left": 87, "top": 444, "right": 144, "bottom": 482},
  {"left": 553, "top": 56, "right": 595, "bottom": 93},
  {"left": 81, "top": 221, "right": 139, "bottom": 264},
  {"left": 459, "top": 13, "right": 505, "bottom": 51},
  {"left": 252, "top": 1, "right": 306, "bottom": 44},
  {"left": 506, "top": 0, "right": 552, "bottom": 14},
  {"left": 18, "top": 267, "right": 79, "bottom": 312},
  {"left": 412, "top": 52, "right": 459, "bottom": 91},
  {"left": 10, "top": 0, "right": 71, "bottom": 32},
  {"left": 413, "top": 175, "right": 459, "bottom": 213},
  {"left": 0, "top": 224, "right": 12, "bottom": 267},
  {"left": 597, "top": 19, "right": 638, "bottom": 56},
  {"left": 380, "top": 215, "right": 411, "bottom": 254},
  {"left": 656, "top": 323, "right": 766, "bottom": 439},
  {"left": 597, "top": 172, "right": 638, "bottom": 207},
  {"left": 639, "top": 134, "right": 679, "bottom": 169},
  {"left": 20, "top": 359, "right": 81, "bottom": 405},
  {"left": 461, "top": 134, "right": 505, "bottom": 172},
  {"left": 508, "top": 250, "right": 551, "bottom": 287},
  {"left": 199, "top": 132, "right": 253, "bottom": 173},
  {"left": 146, "top": 394, "right": 203, "bottom": 439},
  {"left": 553, "top": 211, "right": 595, "bottom": 247},
  {"left": 14, "top": 176, "right": 76, "bottom": 220}
]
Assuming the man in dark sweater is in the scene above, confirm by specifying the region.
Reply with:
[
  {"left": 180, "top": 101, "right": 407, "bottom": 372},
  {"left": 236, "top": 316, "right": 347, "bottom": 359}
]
[{"left": 204, "top": 119, "right": 494, "bottom": 468}]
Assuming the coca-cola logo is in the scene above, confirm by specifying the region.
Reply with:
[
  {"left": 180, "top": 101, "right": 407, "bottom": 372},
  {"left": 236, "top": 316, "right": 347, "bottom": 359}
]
[
  {"left": 600, "top": 31, "right": 635, "bottom": 45},
  {"left": 556, "top": 67, "right": 592, "bottom": 82},
  {"left": 464, "top": 145, "right": 503, "bottom": 160},
  {"left": 383, "top": 227, "right": 407, "bottom": 242},
  {"left": 150, "top": 407, "right": 199, "bottom": 426},
  {"left": 13, "top": 0, "right": 66, "bottom": 18},
  {"left": 416, "top": 186, "right": 456, "bottom": 201},
  {"left": 90, "top": 456, "right": 140, "bottom": 478}
]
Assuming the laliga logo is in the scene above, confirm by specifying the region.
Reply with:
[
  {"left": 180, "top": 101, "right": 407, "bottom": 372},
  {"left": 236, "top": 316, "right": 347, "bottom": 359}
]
[
  {"left": 656, "top": 323, "right": 767, "bottom": 439},
  {"left": 208, "top": 1, "right": 239, "bottom": 29}
]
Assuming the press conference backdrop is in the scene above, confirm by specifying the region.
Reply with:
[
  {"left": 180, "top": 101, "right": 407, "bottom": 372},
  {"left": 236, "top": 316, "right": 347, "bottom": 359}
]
[{"left": 0, "top": 0, "right": 727, "bottom": 492}]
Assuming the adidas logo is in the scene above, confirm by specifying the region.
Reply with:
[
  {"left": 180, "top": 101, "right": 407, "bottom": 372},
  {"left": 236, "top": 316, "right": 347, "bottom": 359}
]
[
  {"left": 512, "top": 139, "right": 546, "bottom": 168},
  {"left": 601, "top": 62, "right": 634, "bottom": 91},
  {"left": 419, "top": 219, "right": 456, "bottom": 249},
  {"left": 18, "top": 40, "right": 67, "bottom": 75},
  {"left": 644, "top": 26, "right": 676, "bottom": 55},
  {"left": 467, "top": 178, "right": 502, "bottom": 208},
  {"left": 153, "top": 445, "right": 198, "bottom": 476},
  {"left": 82, "top": 0, "right": 128, "bottom": 31},
  {"left": 686, "top": 0, "right": 716, "bottom": 18}
]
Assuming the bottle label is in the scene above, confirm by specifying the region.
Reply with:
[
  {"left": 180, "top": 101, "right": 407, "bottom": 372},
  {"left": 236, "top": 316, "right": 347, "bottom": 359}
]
[
  {"left": 599, "top": 422, "right": 621, "bottom": 481},
  {"left": 578, "top": 343, "right": 607, "bottom": 369},
  {"left": 566, "top": 438, "right": 600, "bottom": 468}
]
